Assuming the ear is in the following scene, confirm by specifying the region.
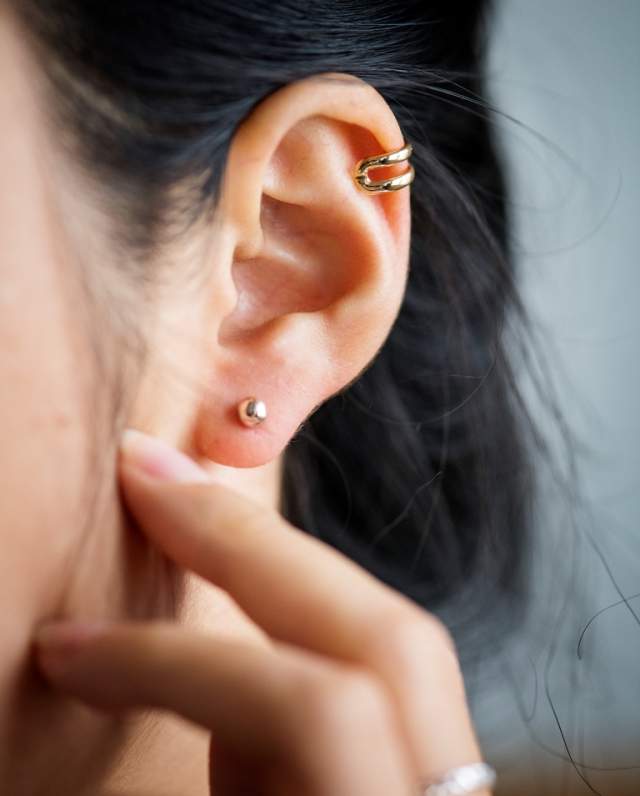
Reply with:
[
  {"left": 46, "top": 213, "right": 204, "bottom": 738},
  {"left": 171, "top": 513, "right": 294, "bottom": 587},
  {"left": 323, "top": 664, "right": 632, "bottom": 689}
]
[{"left": 193, "top": 73, "right": 412, "bottom": 468}]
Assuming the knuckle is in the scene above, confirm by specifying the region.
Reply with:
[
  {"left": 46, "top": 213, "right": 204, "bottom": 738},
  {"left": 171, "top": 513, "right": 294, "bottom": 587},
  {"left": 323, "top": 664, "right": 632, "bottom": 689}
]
[
  {"left": 367, "top": 607, "right": 462, "bottom": 686},
  {"left": 382, "top": 609, "right": 449, "bottom": 658},
  {"left": 300, "top": 667, "right": 393, "bottom": 740},
  {"left": 282, "top": 660, "right": 408, "bottom": 785}
]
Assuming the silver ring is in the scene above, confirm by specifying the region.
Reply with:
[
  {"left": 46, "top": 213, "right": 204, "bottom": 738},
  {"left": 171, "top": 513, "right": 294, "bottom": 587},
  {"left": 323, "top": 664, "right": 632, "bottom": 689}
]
[{"left": 421, "top": 762, "right": 496, "bottom": 795}]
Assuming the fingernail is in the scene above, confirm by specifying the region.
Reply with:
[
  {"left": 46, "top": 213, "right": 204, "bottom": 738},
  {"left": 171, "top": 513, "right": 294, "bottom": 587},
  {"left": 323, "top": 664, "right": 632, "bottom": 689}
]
[
  {"left": 35, "top": 620, "right": 110, "bottom": 676},
  {"left": 120, "top": 429, "right": 210, "bottom": 484}
]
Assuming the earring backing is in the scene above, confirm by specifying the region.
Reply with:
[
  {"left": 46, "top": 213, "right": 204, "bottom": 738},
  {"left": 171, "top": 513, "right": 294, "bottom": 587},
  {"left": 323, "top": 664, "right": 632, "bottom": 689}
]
[
  {"left": 353, "top": 142, "right": 415, "bottom": 193},
  {"left": 238, "top": 397, "right": 267, "bottom": 427}
]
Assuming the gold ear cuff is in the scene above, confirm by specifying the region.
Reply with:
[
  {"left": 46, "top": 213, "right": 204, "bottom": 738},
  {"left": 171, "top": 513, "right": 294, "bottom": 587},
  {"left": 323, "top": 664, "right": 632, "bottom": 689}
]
[{"left": 353, "top": 142, "right": 414, "bottom": 193}]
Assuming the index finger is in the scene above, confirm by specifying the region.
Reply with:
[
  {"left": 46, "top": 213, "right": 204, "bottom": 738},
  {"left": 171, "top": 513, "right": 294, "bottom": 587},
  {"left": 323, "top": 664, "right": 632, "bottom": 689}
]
[
  {"left": 120, "top": 431, "right": 421, "bottom": 655},
  {"left": 119, "top": 430, "right": 486, "bottom": 782}
]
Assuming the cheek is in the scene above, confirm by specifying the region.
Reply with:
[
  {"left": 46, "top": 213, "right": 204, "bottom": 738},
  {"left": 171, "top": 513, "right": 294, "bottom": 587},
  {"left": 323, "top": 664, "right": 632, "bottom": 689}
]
[
  {"left": 0, "top": 205, "right": 105, "bottom": 790},
  {"left": 0, "top": 185, "right": 93, "bottom": 666},
  {"left": 0, "top": 14, "right": 95, "bottom": 726},
  {"left": 0, "top": 15, "right": 145, "bottom": 791}
]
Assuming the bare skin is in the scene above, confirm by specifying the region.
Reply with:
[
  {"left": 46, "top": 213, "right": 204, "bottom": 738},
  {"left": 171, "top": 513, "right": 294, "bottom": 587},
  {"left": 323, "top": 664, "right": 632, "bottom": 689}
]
[
  {"left": 0, "top": 5, "right": 491, "bottom": 794},
  {"left": 36, "top": 431, "right": 490, "bottom": 795}
]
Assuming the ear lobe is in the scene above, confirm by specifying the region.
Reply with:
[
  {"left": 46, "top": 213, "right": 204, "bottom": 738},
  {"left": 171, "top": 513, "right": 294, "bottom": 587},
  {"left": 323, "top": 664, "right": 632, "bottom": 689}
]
[{"left": 193, "top": 75, "right": 411, "bottom": 468}]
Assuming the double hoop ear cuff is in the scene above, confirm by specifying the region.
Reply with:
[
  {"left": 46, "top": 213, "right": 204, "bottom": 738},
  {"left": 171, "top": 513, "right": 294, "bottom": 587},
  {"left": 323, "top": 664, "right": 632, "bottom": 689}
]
[
  {"left": 353, "top": 141, "right": 414, "bottom": 193},
  {"left": 238, "top": 397, "right": 268, "bottom": 427}
]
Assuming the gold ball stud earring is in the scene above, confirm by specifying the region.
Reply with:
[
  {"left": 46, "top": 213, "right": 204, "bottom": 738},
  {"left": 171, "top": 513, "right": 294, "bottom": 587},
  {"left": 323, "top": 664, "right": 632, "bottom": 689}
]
[{"left": 237, "top": 397, "right": 267, "bottom": 427}]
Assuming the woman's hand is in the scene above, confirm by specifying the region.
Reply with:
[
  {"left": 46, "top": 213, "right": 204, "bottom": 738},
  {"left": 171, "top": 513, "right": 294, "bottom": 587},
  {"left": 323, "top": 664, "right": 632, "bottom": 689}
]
[{"left": 35, "top": 430, "right": 491, "bottom": 796}]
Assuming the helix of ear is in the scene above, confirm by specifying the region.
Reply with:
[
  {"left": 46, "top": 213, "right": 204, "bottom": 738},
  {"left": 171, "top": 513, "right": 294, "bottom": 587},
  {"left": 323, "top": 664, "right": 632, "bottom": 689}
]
[{"left": 353, "top": 142, "right": 415, "bottom": 193}]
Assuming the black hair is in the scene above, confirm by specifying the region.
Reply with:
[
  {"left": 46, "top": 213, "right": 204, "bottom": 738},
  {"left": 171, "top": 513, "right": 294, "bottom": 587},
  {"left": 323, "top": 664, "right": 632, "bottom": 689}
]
[{"left": 15, "top": 0, "right": 540, "bottom": 659}]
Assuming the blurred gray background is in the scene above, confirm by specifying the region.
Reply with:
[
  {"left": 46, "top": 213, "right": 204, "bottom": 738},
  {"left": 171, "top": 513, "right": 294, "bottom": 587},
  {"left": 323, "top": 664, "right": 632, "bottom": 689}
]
[{"left": 471, "top": 2, "right": 639, "bottom": 794}]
